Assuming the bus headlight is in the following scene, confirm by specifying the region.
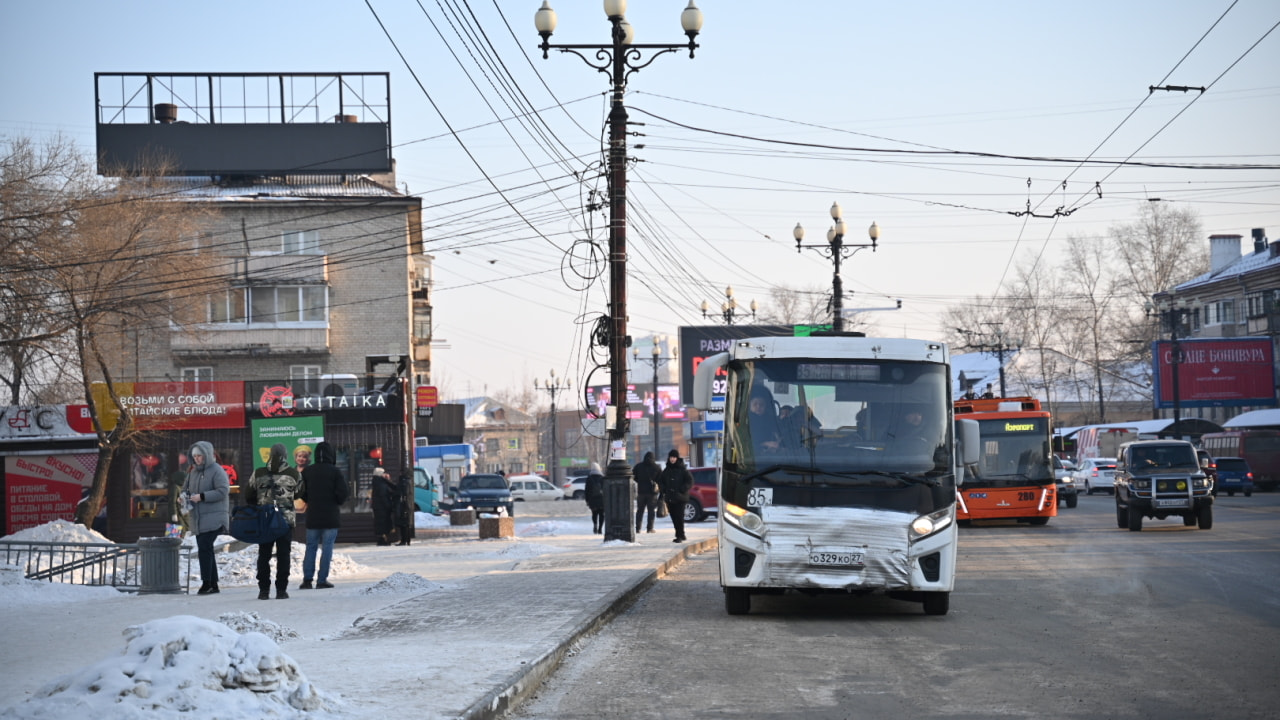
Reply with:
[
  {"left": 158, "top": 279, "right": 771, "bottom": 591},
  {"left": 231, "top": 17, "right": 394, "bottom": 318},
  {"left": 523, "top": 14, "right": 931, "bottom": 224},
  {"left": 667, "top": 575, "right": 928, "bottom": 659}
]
[
  {"left": 910, "top": 507, "right": 953, "bottom": 541},
  {"left": 724, "top": 502, "right": 763, "bottom": 535}
]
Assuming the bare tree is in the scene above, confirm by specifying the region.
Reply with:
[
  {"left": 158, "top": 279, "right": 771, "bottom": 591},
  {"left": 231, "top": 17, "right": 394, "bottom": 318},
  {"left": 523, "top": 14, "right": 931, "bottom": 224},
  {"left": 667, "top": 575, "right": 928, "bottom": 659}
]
[
  {"left": 1111, "top": 202, "right": 1206, "bottom": 303},
  {"left": 4, "top": 136, "right": 218, "bottom": 528}
]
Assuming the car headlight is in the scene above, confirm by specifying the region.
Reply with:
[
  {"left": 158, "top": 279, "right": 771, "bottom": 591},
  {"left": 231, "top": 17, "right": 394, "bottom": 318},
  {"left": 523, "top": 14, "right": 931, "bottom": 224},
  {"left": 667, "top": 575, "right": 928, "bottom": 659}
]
[
  {"left": 1134, "top": 480, "right": 1151, "bottom": 489},
  {"left": 723, "top": 502, "right": 764, "bottom": 536},
  {"left": 910, "top": 507, "right": 953, "bottom": 540},
  {"left": 1194, "top": 478, "right": 1211, "bottom": 489}
]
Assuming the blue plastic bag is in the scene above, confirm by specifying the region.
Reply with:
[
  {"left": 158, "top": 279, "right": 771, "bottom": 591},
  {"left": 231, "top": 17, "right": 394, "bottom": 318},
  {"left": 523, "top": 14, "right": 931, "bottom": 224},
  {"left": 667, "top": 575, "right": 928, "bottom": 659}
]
[{"left": 229, "top": 503, "right": 290, "bottom": 543}]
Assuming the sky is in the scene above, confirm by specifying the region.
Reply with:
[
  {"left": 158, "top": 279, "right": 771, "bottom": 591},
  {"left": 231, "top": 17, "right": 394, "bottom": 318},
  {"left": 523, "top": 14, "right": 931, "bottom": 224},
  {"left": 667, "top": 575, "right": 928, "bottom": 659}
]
[
  {"left": 0, "top": 509, "right": 642, "bottom": 718},
  {"left": 2, "top": 1, "right": 1277, "bottom": 404}
]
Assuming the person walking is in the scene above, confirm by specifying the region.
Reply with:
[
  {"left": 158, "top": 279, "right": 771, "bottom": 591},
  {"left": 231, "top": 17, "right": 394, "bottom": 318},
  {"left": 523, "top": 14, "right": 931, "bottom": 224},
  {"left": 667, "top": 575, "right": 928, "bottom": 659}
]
[
  {"left": 371, "top": 467, "right": 398, "bottom": 546},
  {"left": 182, "top": 441, "right": 230, "bottom": 595},
  {"left": 297, "top": 441, "right": 349, "bottom": 590},
  {"left": 246, "top": 443, "right": 300, "bottom": 600},
  {"left": 632, "top": 451, "right": 661, "bottom": 534},
  {"left": 394, "top": 471, "right": 413, "bottom": 546},
  {"left": 659, "top": 449, "right": 694, "bottom": 543},
  {"left": 584, "top": 462, "right": 606, "bottom": 534}
]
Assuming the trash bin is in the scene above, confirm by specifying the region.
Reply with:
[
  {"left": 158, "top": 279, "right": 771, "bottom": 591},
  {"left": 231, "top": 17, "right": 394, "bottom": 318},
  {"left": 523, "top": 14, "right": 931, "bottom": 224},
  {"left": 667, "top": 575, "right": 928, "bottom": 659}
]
[{"left": 138, "top": 536, "right": 183, "bottom": 594}]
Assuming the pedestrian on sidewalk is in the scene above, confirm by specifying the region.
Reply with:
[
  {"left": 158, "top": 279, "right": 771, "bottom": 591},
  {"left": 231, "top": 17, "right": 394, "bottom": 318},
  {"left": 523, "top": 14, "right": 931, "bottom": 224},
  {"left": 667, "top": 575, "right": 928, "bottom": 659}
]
[
  {"left": 659, "top": 449, "right": 694, "bottom": 543},
  {"left": 297, "top": 441, "right": 349, "bottom": 590},
  {"left": 183, "top": 440, "right": 229, "bottom": 595},
  {"left": 246, "top": 443, "right": 300, "bottom": 600},
  {"left": 584, "top": 462, "right": 606, "bottom": 534},
  {"left": 632, "top": 451, "right": 661, "bottom": 533},
  {"left": 371, "top": 467, "right": 398, "bottom": 546},
  {"left": 394, "top": 471, "right": 413, "bottom": 545}
]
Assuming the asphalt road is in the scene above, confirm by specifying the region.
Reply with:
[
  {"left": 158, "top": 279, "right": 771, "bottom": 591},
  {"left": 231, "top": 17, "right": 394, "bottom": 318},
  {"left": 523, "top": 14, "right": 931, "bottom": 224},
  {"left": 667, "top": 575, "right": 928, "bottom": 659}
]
[{"left": 509, "top": 492, "right": 1280, "bottom": 720}]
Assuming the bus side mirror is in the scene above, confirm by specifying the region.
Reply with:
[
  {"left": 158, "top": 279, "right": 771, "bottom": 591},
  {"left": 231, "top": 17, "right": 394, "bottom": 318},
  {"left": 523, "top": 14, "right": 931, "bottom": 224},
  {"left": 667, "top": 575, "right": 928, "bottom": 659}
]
[{"left": 692, "top": 352, "right": 729, "bottom": 410}]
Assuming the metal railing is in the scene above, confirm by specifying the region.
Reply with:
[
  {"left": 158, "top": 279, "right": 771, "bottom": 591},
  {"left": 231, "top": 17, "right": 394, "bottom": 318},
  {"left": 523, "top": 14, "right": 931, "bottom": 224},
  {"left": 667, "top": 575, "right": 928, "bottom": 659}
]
[{"left": 0, "top": 540, "right": 193, "bottom": 594}]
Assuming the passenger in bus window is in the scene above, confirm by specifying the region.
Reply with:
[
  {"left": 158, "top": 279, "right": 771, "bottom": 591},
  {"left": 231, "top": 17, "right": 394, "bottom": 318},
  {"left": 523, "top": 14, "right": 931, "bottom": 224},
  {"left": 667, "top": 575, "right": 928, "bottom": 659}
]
[{"left": 748, "top": 388, "right": 782, "bottom": 452}]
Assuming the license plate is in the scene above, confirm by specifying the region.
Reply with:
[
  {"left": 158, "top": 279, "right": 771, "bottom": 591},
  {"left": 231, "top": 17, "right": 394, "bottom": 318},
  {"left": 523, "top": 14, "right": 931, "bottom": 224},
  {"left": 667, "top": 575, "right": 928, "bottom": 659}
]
[
  {"left": 809, "top": 551, "right": 864, "bottom": 567},
  {"left": 1154, "top": 498, "right": 1189, "bottom": 508}
]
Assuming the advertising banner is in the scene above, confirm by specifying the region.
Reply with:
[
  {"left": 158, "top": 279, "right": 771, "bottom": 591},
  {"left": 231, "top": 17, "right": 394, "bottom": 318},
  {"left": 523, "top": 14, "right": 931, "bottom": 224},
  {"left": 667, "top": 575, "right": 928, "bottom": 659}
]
[
  {"left": 245, "top": 379, "right": 403, "bottom": 424},
  {"left": 1151, "top": 338, "right": 1277, "bottom": 408},
  {"left": 0, "top": 405, "right": 95, "bottom": 440},
  {"left": 250, "top": 416, "right": 326, "bottom": 472},
  {"left": 4, "top": 454, "right": 99, "bottom": 533},
  {"left": 89, "top": 381, "right": 246, "bottom": 431},
  {"left": 678, "top": 325, "right": 794, "bottom": 404},
  {"left": 586, "top": 384, "right": 686, "bottom": 421}
]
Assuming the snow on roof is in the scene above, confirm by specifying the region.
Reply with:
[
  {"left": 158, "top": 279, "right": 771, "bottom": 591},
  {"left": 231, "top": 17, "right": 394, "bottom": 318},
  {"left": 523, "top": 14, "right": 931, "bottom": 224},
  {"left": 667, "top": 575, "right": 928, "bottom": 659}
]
[{"left": 1223, "top": 408, "right": 1280, "bottom": 429}]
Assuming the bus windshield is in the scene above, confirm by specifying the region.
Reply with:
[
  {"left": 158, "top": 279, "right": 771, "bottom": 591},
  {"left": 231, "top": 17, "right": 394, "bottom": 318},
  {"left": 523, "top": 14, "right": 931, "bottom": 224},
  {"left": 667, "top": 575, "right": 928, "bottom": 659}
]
[
  {"left": 964, "top": 417, "right": 1053, "bottom": 488},
  {"left": 722, "top": 358, "right": 953, "bottom": 514}
]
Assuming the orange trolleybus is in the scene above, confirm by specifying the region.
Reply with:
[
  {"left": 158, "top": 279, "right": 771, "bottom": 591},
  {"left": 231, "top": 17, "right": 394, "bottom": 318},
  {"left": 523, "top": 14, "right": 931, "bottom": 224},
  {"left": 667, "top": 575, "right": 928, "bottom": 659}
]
[{"left": 953, "top": 396, "right": 1056, "bottom": 525}]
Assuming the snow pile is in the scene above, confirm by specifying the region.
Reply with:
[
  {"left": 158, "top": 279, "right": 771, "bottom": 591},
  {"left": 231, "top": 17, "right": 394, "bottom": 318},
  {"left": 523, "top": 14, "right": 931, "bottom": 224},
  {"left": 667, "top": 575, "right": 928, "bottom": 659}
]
[
  {"left": 357, "top": 571, "right": 443, "bottom": 595},
  {"left": 216, "top": 611, "right": 299, "bottom": 643},
  {"left": 0, "top": 563, "right": 122, "bottom": 607},
  {"left": 2, "top": 615, "right": 339, "bottom": 719},
  {"left": 414, "top": 511, "right": 451, "bottom": 529},
  {"left": 1, "top": 518, "right": 112, "bottom": 544},
  {"left": 214, "top": 543, "right": 371, "bottom": 588}
]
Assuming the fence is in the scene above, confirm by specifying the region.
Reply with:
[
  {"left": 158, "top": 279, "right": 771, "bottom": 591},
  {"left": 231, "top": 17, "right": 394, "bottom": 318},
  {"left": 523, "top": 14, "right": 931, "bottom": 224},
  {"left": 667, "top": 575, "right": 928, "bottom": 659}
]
[{"left": 0, "top": 540, "right": 193, "bottom": 594}]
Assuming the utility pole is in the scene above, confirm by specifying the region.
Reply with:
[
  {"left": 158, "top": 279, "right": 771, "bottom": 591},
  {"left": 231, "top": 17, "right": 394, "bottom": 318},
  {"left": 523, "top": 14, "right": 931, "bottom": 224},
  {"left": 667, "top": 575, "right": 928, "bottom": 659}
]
[
  {"left": 537, "top": 1, "right": 703, "bottom": 542},
  {"left": 956, "top": 324, "right": 1019, "bottom": 398}
]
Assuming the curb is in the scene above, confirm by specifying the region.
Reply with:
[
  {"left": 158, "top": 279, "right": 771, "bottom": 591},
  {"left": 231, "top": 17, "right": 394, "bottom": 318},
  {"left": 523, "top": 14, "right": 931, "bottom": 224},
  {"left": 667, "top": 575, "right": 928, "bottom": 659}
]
[{"left": 457, "top": 536, "right": 718, "bottom": 720}]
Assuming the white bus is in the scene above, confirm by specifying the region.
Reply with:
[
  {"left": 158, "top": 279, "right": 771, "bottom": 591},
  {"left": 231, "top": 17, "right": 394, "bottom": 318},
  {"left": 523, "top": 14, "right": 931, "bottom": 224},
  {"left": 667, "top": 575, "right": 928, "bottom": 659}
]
[{"left": 692, "top": 335, "right": 979, "bottom": 616}]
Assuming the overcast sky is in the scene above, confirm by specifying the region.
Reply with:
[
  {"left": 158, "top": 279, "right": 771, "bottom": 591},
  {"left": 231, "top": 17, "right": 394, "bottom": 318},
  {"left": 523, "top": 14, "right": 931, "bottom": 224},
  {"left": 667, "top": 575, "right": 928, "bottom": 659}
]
[{"left": 3, "top": 1, "right": 1277, "bottom": 403}]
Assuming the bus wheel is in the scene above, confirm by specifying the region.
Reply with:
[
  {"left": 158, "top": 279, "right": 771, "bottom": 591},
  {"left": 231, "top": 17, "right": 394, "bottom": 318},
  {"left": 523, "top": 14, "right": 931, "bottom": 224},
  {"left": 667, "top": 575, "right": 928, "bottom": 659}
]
[
  {"left": 922, "top": 592, "right": 949, "bottom": 616},
  {"left": 1028, "top": 517, "right": 1049, "bottom": 526},
  {"left": 725, "top": 588, "right": 751, "bottom": 616},
  {"left": 1066, "top": 494, "right": 1078, "bottom": 509},
  {"left": 1197, "top": 504, "right": 1213, "bottom": 530},
  {"left": 1127, "top": 505, "right": 1143, "bottom": 532}
]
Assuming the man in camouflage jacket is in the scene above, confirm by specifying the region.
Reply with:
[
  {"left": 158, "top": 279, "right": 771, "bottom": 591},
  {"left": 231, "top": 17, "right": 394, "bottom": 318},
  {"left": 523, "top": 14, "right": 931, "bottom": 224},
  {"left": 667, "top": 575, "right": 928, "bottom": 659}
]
[{"left": 246, "top": 443, "right": 301, "bottom": 599}]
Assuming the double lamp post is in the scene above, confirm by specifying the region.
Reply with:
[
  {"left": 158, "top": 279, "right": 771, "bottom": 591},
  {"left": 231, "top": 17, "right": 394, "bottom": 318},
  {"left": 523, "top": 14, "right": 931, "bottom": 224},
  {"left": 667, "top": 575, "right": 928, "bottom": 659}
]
[{"left": 536, "top": 0, "right": 703, "bottom": 542}]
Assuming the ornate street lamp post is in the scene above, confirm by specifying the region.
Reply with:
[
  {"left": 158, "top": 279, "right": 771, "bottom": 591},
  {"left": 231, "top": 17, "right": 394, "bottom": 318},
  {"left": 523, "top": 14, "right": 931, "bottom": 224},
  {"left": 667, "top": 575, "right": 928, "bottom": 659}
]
[
  {"left": 794, "top": 202, "right": 879, "bottom": 332},
  {"left": 536, "top": 0, "right": 703, "bottom": 542},
  {"left": 535, "top": 370, "right": 571, "bottom": 486},
  {"left": 701, "top": 285, "right": 756, "bottom": 326}
]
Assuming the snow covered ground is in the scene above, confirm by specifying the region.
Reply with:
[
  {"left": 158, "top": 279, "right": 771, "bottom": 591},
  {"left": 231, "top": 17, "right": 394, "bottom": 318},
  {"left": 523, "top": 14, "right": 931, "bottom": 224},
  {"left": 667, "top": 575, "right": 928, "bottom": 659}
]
[{"left": 0, "top": 501, "right": 700, "bottom": 719}]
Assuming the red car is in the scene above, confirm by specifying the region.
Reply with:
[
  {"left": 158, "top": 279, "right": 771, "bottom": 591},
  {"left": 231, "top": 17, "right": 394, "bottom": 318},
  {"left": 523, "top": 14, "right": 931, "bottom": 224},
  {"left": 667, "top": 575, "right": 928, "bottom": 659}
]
[{"left": 683, "top": 467, "right": 719, "bottom": 522}]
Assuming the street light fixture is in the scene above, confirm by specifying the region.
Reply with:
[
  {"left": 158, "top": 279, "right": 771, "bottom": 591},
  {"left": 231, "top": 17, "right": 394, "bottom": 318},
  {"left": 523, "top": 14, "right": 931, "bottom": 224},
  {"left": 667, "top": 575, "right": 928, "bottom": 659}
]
[
  {"left": 794, "top": 202, "right": 879, "bottom": 332},
  {"left": 634, "top": 341, "right": 678, "bottom": 463},
  {"left": 701, "top": 285, "right": 756, "bottom": 325},
  {"left": 535, "top": 370, "right": 571, "bottom": 486},
  {"left": 536, "top": 1, "right": 703, "bottom": 543}
]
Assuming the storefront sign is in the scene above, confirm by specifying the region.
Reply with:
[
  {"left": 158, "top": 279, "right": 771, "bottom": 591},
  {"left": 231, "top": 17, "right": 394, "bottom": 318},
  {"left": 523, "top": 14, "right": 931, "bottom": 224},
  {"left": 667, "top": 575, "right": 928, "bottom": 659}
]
[
  {"left": 4, "top": 454, "right": 98, "bottom": 533},
  {"left": 0, "top": 405, "right": 92, "bottom": 440},
  {"left": 89, "top": 381, "right": 246, "bottom": 430},
  {"left": 245, "top": 380, "right": 404, "bottom": 424}
]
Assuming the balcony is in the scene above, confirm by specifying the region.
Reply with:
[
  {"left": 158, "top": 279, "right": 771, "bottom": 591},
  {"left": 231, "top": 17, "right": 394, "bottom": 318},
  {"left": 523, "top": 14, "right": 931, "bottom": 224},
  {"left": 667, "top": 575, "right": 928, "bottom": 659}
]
[{"left": 171, "top": 326, "right": 329, "bottom": 358}]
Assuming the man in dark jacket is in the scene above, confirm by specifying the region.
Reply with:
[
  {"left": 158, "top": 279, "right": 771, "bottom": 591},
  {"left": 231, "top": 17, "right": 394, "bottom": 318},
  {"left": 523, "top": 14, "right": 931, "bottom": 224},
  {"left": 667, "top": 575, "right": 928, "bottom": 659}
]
[
  {"left": 371, "top": 467, "right": 399, "bottom": 546},
  {"left": 297, "top": 441, "right": 349, "bottom": 589},
  {"left": 659, "top": 449, "right": 694, "bottom": 542},
  {"left": 632, "top": 451, "right": 661, "bottom": 534},
  {"left": 584, "top": 462, "right": 606, "bottom": 534},
  {"left": 246, "top": 443, "right": 300, "bottom": 600}
]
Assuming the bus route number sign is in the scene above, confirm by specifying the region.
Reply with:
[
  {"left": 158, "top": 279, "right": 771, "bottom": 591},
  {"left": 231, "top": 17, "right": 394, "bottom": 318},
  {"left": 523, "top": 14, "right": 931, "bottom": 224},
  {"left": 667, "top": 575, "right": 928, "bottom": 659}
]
[{"left": 746, "top": 487, "right": 773, "bottom": 506}]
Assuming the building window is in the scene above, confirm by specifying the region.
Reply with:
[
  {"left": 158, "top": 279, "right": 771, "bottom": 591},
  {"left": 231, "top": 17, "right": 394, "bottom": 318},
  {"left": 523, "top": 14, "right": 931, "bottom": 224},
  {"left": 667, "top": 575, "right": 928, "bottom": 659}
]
[
  {"left": 181, "top": 367, "right": 213, "bottom": 383},
  {"left": 413, "top": 307, "right": 432, "bottom": 341},
  {"left": 1207, "top": 299, "right": 1236, "bottom": 325},
  {"left": 283, "top": 230, "right": 320, "bottom": 255},
  {"left": 1246, "top": 290, "right": 1280, "bottom": 318},
  {"left": 203, "top": 287, "right": 327, "bottom": 326},
  {"left": 290, "top": 365, "right": 322, "bottom": 394},
  {"left": 208, "top": 289, "right": 247, "bottom": 323}
]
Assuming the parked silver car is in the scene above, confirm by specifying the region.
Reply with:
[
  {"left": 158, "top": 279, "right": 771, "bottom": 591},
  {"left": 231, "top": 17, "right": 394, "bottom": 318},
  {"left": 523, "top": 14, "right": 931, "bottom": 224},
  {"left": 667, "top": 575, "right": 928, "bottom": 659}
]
[
  {"left": 1053, "top": 456, "right": 1078, "bottom": 508},
  {"left": 1073, "top": 457, "right": 1117, "bottom": 495}
]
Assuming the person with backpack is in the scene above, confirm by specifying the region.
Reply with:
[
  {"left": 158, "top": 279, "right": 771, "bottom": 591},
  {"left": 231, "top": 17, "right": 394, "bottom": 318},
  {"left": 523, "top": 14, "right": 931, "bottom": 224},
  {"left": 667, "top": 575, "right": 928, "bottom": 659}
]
[
  {"left": 246, "top": 443, "right": 300, "bottom": 600},
  {"left": 632, "top": 451, "right": 661, "bottom": 534},
  {"left": 659, "top": 449, "right": 694, "bottom": 543},
  {"left": 297, "top": 441, "right": 349, "bottom": 590},
  {"left": 584, "top": 462, "right": 606, "bottom": 534}
]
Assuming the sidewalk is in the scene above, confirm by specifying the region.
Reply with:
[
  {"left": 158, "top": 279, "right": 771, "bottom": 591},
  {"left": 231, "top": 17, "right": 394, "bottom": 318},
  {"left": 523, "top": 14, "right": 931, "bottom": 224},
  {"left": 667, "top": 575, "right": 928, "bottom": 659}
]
[{"left": 0, "top": 514, "right": 717, "bottom": 719}]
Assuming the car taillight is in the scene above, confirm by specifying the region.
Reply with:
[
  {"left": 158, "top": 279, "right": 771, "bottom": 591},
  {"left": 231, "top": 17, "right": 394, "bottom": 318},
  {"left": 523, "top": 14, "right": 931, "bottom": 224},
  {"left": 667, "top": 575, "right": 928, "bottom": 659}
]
[{"left": 1247, "top": 472, "right": 1254, "bottom": 480}]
